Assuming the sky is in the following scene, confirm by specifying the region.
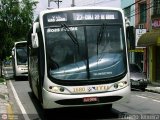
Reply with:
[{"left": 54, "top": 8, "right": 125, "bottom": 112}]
[{"left": 34, "top": 0, "right": 121, "bottom": 19}]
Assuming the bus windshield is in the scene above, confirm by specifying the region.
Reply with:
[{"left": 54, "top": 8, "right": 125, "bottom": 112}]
[
  {"left": 16, "top": 46, "right": 28, "bottom": 65},
  {"left": 44, "top": 10, "right": 127, "bottom": 81}
]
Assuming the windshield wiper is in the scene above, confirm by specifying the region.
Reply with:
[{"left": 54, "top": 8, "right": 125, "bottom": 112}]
[
  {"left": 97, "top": 24, "right": 106, "bottom": 45},
  {"left": 96, "top": 24, "right": 107, "bottom": 62},
  {"left": 61, "top": 24, "right": 88, "bottom": 70},
  {"left": 61, "top": 24, "right": 90, "bottom": 79},
  {"left": 61, "top": 24, "right": 79, "bottom": 47},
  {"left": 96, "top": 24, "right": 106, "bottom": 56}
]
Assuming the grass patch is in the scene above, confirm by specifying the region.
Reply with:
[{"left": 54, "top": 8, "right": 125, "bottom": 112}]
[{"left": 0, "top": 77, "right": 5, "bottom": 83}]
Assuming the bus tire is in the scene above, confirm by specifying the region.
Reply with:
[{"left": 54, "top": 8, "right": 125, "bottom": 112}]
[
  {"left": 43, "top": 109, "right": 58, "bottom": 120},
  {"left": 99, "top": 104, "right": 112, "bottom": 112},
  {"left": 14, "top": 75, "right": 18, "bottom": 81}
]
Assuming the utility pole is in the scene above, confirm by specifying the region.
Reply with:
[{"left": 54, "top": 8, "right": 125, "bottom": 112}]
[
  {"left": 48, "top": 0, "right": 62, "bottom": 8},
  {"left": 71, "top": 0, "right": 75, "bottom": 7},
  {"left": 55, "top": 0, "right": 62, "bottom": 8},
  {"left": 48, "top": 0, "right": 51, "bottom": 7}
]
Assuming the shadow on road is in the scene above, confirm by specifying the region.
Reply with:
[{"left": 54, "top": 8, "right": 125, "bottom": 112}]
[{"left": 44, "top": 107, "right": 120, "bottom": 120}]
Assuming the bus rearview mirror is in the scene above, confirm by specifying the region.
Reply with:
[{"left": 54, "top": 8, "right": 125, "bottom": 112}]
[
  {"left": 12, "top": 48, "right": 14, "bottom": 56},
  {"left": 31, "top": 33, "right": 39, "bottom": 48}
]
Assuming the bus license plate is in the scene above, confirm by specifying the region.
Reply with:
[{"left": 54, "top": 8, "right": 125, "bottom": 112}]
[{"left": 83, "top": 97, "right": 98, "bottom": 103}]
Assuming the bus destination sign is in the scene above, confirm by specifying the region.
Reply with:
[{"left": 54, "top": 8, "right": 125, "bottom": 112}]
[
  {"left": 73, "top": 12, "right": 118, "bottom": 20},
  {"left": 47, "top": 13, "right": 67, "bottom": 23},
  {"left": 46, "top": 11, "right": 119, "bottom": 23}
]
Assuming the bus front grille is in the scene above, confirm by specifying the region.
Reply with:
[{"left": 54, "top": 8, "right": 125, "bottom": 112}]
[{"left": 55, "top": 96, "right": 122, "bottom": 105}]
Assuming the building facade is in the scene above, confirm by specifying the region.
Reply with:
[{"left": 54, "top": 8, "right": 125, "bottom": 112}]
[
  {"left": 121, "top": 0, "right": 135, "bottom": 26},
  {"left": 121, "top": 0, "right": 137, "bottom": 66},
  {"left": 138, "top": 0, "right": 160, "bottom": 83},
  {"left": 135, "top": 0, "right": 150, "bottom": 80},
  {"left": 121, "top": 0, "right": 150, "bottom": 73}
]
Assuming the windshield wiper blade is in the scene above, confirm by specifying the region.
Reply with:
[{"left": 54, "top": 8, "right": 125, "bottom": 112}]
[
  {"left": 61, "top": 24, "right": 79, "bottom": 47},
  {"left": 61, "top": 24, "right": 88, "bottom": 69},
  {"left": 97, "top": 24, "right": 106, "bottom": 45},
  {"left": 96, "top": 24, "right": 106, "bottom": 61}
]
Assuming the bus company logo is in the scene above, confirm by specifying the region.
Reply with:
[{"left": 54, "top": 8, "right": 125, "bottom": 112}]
[
  {"left": 47, "top": 27, "right": 78, "bottom": 33},
  {"left": 87, "top": 85, "right": 109, "bottom": 92},
  {"left": 87, "top": 87, "right": 96, "bottom": 92},
  {"left": 1, "top": 113, "right": 8, "bottom": 120}
]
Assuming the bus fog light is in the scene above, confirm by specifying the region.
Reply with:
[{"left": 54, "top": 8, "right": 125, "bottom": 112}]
[
  {"left": 114, "top": 83, "right": 118, "bottom": 89},
  {"left": 59, "top": 87, "right": 65, "bottom": 92}
]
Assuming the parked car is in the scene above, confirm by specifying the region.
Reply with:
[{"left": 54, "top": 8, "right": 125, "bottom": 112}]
[
  {"left": 129, "top": 63, "right": 148, "bottom": 91},
  {"left": 4, "top": 60, "right": 11, "bottom": 66}
]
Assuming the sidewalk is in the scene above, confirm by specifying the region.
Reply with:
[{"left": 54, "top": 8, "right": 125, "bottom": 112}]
[
  {"left": 0, "top": 82, "right": 14, "bottom": 120},
  {"left": 0, "top": 80, "right": 9, "bottom": 115},
  {"left": 0, "top": 65, "right": 13, "bottom": 119},
  {"left": 145, "top": 82, "right": 160, "bottom": 93}
]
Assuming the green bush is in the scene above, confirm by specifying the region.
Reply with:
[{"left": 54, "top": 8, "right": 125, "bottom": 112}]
[{"left": 0, "top": 77, "right": 5, "bottom": 83}]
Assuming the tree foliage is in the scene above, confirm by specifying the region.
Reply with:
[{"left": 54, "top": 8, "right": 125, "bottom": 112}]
[{"left": 0, "top": 0, "right": 38, "bottom": 60}]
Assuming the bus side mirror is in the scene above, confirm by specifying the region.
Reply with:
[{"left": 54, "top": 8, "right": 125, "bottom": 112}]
[
  {"left": 12, "top": 51, "right": 14, "bottom": 56},
  {"left": 31, "top": 22, "right": 39, "bottom": 48},
  {"left": 126, "top": 26, "right": 135, "bottom": 50},
  {"left": 12, "top": 48, "right": 15, "bottom": 56},
  {"left": 31, "top": 33, "right": 39, "bottom": 48}
]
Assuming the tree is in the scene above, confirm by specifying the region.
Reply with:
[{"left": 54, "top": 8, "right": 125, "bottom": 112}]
[
  {"left": 0, "top": 0, "right": 38, "bottom": 76},
  {"left": 0, "top": 0, "right": 38, "bottom": 60}
]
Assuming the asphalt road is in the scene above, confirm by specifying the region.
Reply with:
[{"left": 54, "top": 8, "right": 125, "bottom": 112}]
[{"left": 6, "top": 79, "right": 160, "bottom": 120}]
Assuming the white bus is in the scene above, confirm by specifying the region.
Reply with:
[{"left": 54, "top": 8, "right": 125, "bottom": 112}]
[
  {"left": 12, "top": 41, "right": 28, "bottom": 79},
  {"left": 27, "top": 7, "right": 131, "bottom": 110}
]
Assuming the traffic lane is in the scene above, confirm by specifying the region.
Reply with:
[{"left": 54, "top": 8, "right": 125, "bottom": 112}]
[
  {"left": 29, "top": 91, "right": 121, "bottom": 120},
  {"left": 26, "top": 90, "right": 160, "bottom": 119},
  {"left": 10, "top": 80, "right": 160, "bottom": 119},
  {"left": 9, "top": 80, "right": 43, "bottom": 120},
  {"left": 132, "top": 90, "right": 160, "bottom": 101},
  {"left": 5, "top": 67, "right": 119, "bottom": 119},
  {"left": 11, "top": 80, "right": 121, "bottom": 119},
  {"left": 114, "top": 90, "right": 160, "bottom": 114}
]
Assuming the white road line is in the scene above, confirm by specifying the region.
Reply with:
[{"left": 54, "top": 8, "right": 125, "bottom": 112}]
[
  {"left": 152, "top": 99, "right": 160, "bottom": 103},
  {"left": 9, "top": 80, "right": 30, "bottom": 120},
  {"left": 136, "top": 95, "right": 147, "bottom": 99},
  {"left": 136, "top": 95, "right": 160, "bottom": 103}
]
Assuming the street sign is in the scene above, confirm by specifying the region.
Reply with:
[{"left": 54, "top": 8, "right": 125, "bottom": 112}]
[{"left": 135, "top": 29, "right": 146, "bottom": 47}]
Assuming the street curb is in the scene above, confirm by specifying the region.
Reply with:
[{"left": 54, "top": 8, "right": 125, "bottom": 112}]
[
  {"left": 0, "top": 82, "right": 9, "bottom": 101},
  {"left": 0, "top": 81, "right": 10, "bottom": 115},
  {"left": 0, "top": 82, "right": 6, "bottom": 85},
  {"left": 145, "top": 88, "right": 160, "bottom": 94}
]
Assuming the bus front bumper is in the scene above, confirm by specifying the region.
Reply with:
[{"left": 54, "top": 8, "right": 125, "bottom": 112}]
[{"left": 42, "top": 86, "right": 131, "bottom": 109}]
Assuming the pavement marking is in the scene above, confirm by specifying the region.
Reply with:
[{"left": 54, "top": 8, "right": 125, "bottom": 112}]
[
  {"left": 0, "top": 105, "right": 7, "bottom": 113},
  {"left": 9, "top": 80, "right": 30, "bottom": 120},
  {"left": 136, "top": 95, "right": 147, "bottom": 99},
  {"left": 6, "top": 103, "right": 14, "bottom": 120},
  {"left": 152, "top": 99, "right": 160, "bottom": 103},
  {"left": 136, "top": 95, "right": 160, "bottom": 103}
]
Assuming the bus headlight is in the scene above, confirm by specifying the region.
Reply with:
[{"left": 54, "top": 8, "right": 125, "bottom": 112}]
[
  {"left": 48, "top": 86, "right": 71, "bottom": 94},
  {"left": 113, "top": 81, "right": 128, "bottom": 89},
  {"left": 118, "top": 82, "right": 125, "bottom": 87}
]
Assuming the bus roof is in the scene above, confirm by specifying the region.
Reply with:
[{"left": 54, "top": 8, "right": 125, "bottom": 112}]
[
  {"left": 33, "top": 6, "right": 124, "bottom": 22},
  {"left": 40, "top": 6, "right": 123, "bottom": 15},
  {"left": 14, "top": 41, "right": 27, "bottom": 45}
]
